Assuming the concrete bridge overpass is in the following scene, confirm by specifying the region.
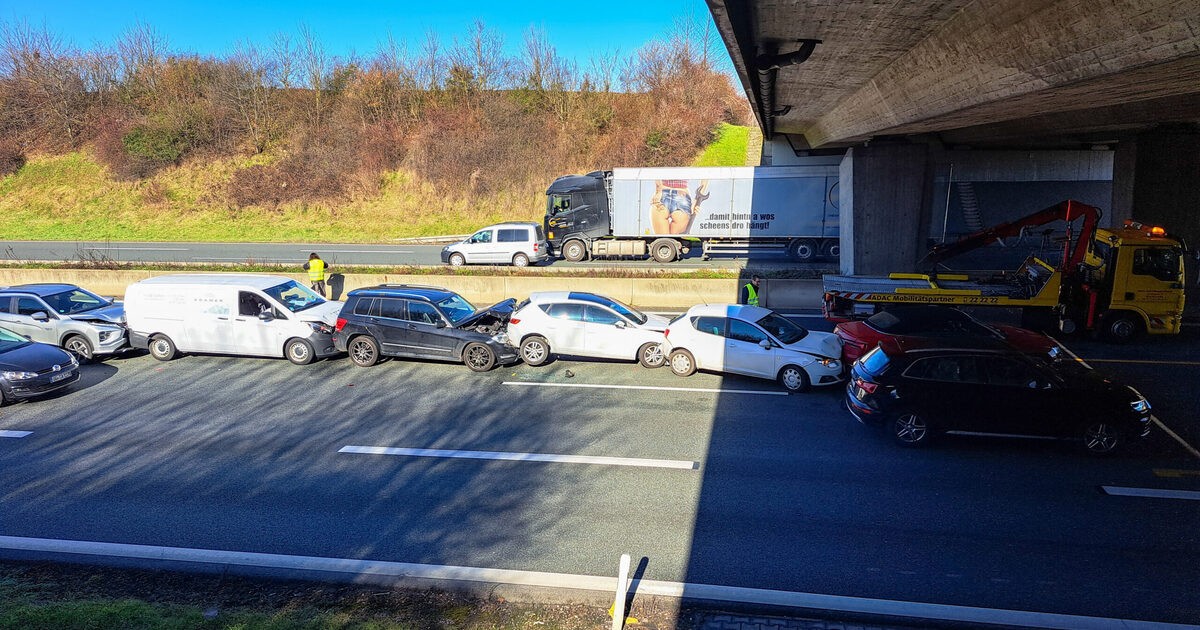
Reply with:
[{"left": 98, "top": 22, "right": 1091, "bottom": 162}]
[{"left": 707, "top": 0, "right": 1200, "bottom": 275}]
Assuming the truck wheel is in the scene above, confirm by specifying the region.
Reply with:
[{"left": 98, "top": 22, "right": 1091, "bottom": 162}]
[
  {"left": 1102, "top": 312, "right": 1140, "bottom": 344},
  {"left": 821, "top": 239, "right": 841, "bottom": 258},
  {"left": 562, "top": 240, "right": 587, "bottom": 262},
  {"left": 788, "top": 239, "right": 818, "bottom": 262},
  {"left": 650, "top": 238, "right": 679, "bottom": 263}
]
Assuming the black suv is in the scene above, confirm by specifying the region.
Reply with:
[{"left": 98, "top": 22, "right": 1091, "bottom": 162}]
[
  {"left": 845, "top": 344, "right": 1152, "bottom": 454},
  {"left": 333, "top": 285, "right": 517, "bottom": 372}
]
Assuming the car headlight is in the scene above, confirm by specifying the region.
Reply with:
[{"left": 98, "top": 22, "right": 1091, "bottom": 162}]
[
  {"left": 1130, "top": 398, "right": 1150, "bottom": 413},
  {"left": 98, "top": 330, "right": 121, "bottom": 342},
  {"left": 2, "top": 370, "right": 38, "bottom": 381},
  {"left": 491, "top": 332, "right": 509, "bottom": 345},
  {"left": 819, "top": 358, "right": 840, "bottom": 370},
  {"left": 308, "top": 322, "right": 333, "bottom": 334}
]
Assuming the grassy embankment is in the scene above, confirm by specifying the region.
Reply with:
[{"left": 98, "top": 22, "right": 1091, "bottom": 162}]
[{"left": 0, "top": 125, "right": 751, "bottom": 244}]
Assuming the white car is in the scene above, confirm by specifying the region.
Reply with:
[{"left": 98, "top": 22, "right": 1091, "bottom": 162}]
[
  {"left": 663, "top": 304, "right": 843, "bottom": 392},
  {"left": 507, "top": 292, "right": 669, "bottom": 367}
]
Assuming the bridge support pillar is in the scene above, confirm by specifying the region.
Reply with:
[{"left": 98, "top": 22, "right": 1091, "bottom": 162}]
[{"left": 839, "top": 144, "right": 929, "bottom": 275}]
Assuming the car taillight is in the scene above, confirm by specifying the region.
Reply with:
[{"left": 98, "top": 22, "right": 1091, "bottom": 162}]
[
  {"left": 854, "top": 377, "right": 877, "bottom": 394},
  {"left": 508, "top": 317, "right": 521, "bottom": 325},
  {"left": 335, "top": 317, "right": 347, "bottom": 332},
  {"left": 533, "top": 242, "right": 539, "bottom": 252}
]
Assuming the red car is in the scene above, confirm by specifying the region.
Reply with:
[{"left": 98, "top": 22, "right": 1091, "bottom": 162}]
[{"left": 834, "top": 306, "right": 1059, "bottom": 364}]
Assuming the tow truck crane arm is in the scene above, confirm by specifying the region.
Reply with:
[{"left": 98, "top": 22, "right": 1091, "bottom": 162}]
[{"left": 921, "top": 199, "right": 1101, "bottom": 271}]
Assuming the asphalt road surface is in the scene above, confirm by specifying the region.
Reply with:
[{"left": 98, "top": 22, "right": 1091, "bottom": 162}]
[
  {"left": 1, "top": 240, "right": 829, "bottom": 270},
  {"left": 1, "top": 318, "right": 1198, "bottom": 626}
]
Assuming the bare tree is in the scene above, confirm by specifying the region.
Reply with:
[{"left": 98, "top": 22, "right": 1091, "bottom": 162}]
[
  {"left": 269, "top": 32, "right": 296, "bottom": 89},
  {"left": 115, "top": 21, "right": 168, "bottom": 103},
  {"left": 0, "top": 19, "right": 89, "bottom": 147},
  {"left": 297, "top": 23, "right": 328, "bottom": 126},
  {"left": 448, "top": 20, "right": 507, "bottom": 96},
  {"left": 217, "top": 41, "right": 281, "bottom": 152}
]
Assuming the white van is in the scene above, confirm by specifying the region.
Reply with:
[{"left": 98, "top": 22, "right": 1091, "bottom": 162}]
[
  {"left": 125, "top": 274, "right": 343, "bottom": 365},
  {"left": 440, "top": 222, "right": 549, "bottom": 267}
]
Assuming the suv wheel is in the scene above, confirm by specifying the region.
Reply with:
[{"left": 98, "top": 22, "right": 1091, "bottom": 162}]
[
  {"left": 285, "top": 338, "right": 315, "bottom": 365},
  {"left": 63, "top": 334, "right": 94, "bottom": 362},
  {"left": 891, "top": 412, "right": 931, "bottom": 447},
  {"left": 520, "top": 336, "right": 551, "bottom": 366},
  {"left": 348, "top": 336, "right": 380, "bottom": 367},
  {"left": 449, "top": 253, "right": 466, "bottom": 267},
  {"left": 512, "top": 253, "right": 530, "bottom": 267},
  {"left": 638, "top": 342, "right": 665, "bottom": 368},
  {"left": 463, "top": 343, "right": 496, "bottom": 372},
  {"left": 1082, "top": 421, "right": 1121, "bottom": 455},
  {"left": 668, "top": 349, "right": 696, "bottom": 377}
]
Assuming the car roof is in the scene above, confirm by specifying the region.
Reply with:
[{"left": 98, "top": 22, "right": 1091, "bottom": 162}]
[
  {"left": 347, "top": 284, "right": 458, "bottom": 302},
  {"left": 135, "top": 274, "right": 295, "bottom": 290},
  {"left": 684, "top": 303, "right": 773, "bottom": 320},
  {"left": 895, "top": 342, "right": 1028, "bottom": 357},
  {"left": 1, "top": 283, "right": 87, "bottom": 297},
  {"left": 477, "top": 222, "right": 540, "bottom": 230},
  {"left": 526, "top": 291, "right": 623, "bottom": 304}
]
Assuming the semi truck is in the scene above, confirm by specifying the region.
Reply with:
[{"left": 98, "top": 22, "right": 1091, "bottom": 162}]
[
  {"left": 823, "top": 200, "right": 1187, "bottom": 342},
  {"left": 543, "top": 164, "right": 840, "bottom": 263}
]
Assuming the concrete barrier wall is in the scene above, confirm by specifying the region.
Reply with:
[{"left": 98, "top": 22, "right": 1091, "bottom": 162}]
[{"left": 0, "top": 268, "right": 825, "bottom": 310}]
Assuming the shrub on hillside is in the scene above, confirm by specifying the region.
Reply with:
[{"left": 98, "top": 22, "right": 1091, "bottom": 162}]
[{"left": 0, "top": 140, "right": 26, "bottom": 176}]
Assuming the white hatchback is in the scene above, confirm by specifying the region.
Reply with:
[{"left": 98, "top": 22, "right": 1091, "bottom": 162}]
[
  {"left": 507, "top": 292, "right": 669, "bottom": 367},
  {"left": 663, "top": 304, "right": 843, "bottom": 392}
]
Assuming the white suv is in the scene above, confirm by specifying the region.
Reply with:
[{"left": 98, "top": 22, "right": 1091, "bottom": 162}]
[
  {"left": 0, "top": 283, "right": 128, "bottom": 361},
  {"left": 442, "top": 222, "right": 549, "bottom": 267},
  {"left": 508, "top": 291, "right": 669, "bottom": 367},
  {"left": 663, "top": 304, "right": 843, "bottom": 392}
]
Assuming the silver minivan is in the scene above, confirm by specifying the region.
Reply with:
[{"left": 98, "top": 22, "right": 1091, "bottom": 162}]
[{"left": 441, "top": 222, "right": 549, "bottom": 267}]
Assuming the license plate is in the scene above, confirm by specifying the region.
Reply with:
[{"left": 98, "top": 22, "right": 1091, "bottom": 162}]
[
  {"left": 50, "top": 370, "right": 73, "bottom": 383},
  {"left": 855, "top": 386, "right": 867, "bottom": 400}
]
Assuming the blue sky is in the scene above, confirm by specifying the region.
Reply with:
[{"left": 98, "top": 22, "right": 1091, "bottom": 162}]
[{"left": 4, "top": 0, "right": 718, "bottom": 65}]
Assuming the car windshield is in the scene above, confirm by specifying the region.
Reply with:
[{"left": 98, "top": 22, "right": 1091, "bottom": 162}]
[
  {"left": 756, "top": 312, "right": 808, "bottom": 344},
  {"left": 42, "top": 288, "right": 110, "bottom": 315},
  {"left": 263, "top": 281, "right": 325, "bottom": 313},
  {"left": 436, "top": 294, "right": 478, "bottom": 325},
  {"left": 568, "top": 292, "right": 647, "bottom": 324},
  {"left": 0, "top": 326, "right": 31, "bottom": 352}
]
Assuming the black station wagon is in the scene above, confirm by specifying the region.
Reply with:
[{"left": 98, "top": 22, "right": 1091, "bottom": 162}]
[{"left": 332, "top": 285, "right": 517, "bottom": 372}]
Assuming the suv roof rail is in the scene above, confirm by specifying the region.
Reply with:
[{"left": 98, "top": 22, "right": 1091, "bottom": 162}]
[{"left": 375, "top": 283, "right": 446, "bottom": 290}]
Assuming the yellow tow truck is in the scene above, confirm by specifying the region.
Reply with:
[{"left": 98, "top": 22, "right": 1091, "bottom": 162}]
[{"left": 823, "top": 200, "right": 1186, "bottom": 342}]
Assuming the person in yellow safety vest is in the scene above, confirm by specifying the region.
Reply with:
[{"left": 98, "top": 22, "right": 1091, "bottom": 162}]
[
  {"left": 740, "top": 274, "right": 761, "bottom": 306},
  {"left": 304, "top": 252, "right": 329, "bottom": 297}
]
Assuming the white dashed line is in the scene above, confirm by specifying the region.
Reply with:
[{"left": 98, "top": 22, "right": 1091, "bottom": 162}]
[
  {"left": 338, "top": 446, "right": 697, "bottom": 470},
  {"left": 0, "top": 535, "right": 1191, "bottom": 630},
  {"left": 1101, "top": 486, "right": 1200, "bottom": 501},
  {"left": 298, "top": 249, "right": 412, "bottom": 254},
  {"left": 502, "top": 381, "right": 788, "bottom": 396},
  {"left": 0, "top": 430, "right": 32, "bottom": 438},
  {"left": 82, "top": 247, "right": 190, "bottom": 251}
]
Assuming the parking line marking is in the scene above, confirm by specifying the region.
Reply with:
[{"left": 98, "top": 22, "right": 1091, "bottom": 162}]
[
  {"left": 0, "top": 535, "right": 1190, "bottom": 630},
  {"left": 1101, "top": 486, "right": 1200, "bottom": 501},
  {"left": 502, "top": 381, "right": 788, "bottom": 396},
  {"left": 338, "top": 446, "right": 698, "bottom": 470},
  {"left": 0, "top": 430, "right": 32, "bottom": 439}
]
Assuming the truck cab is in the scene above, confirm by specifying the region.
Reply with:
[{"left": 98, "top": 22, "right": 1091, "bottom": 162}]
[
  {"left": 544, "top": 172, "right": 611, "bottom": 260},
  {"left": 1087, "top": 222, "right": 1186, "bottom": 338}
]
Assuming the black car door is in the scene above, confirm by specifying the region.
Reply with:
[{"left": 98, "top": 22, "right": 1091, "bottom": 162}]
[
  {"left": 900, "top": 355, "right": 995, "bottom": 431},
  {"left": 372, "top": 297, "right": 416, "bottom": 356},
  {"left": 976, "top": 355, "right": 1059, "bottom": 437},
  {"left": 405, "top": 300, "right": 458, "bottom": 359}
]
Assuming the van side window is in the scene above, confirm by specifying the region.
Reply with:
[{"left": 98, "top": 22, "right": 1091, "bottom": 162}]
[
  {"left": 376, "top": 298, "right": 405, "bottom": 320},
  {"left": 239, "top": 292, "right": 277, "bottom": 317},
  {"left": 498, "top": 229, "right": 527, "bottom": 243},
  {"left": 16, "top": 297, "right": 47, "bottom": 317},
  {"left": 470, "top": 230, "right": 492, "bottom": 244},
  {"left": 406, "top": 301, "right": 441, "bottom": 325}
]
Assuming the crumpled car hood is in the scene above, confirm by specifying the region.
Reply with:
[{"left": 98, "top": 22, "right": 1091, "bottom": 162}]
[
  {"left": 455, "top": 299, "right": 517, "bottom": 329},
  {"left": 66, "top": 303, "right": 126, "bottom": 325}
]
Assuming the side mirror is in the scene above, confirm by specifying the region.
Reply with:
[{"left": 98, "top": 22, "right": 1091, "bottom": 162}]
[
  {"left": 759, "top": 339, "right": 772, "bottom": 350},
  {"left": 614, "top": 320, "right": 627, "bottom": 329},
  {"left": 258, "top": 311, "right": 275, "bottom": 321},
  {"left": 31, "top": 311, "right": 50, "bottom": 322},
  {"left": 436, "top": 319, "right": 447, "bottom": 328}
]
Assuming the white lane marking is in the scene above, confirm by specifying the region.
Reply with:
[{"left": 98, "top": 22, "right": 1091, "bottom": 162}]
[
  {"left": 81, "top": 247, "right": 190, "bottom": 251},
  {"left": 502, "top": 381, "right": 788, "bottom": 396},
  {"left": 1058, "top": 345, "right": 1200, "bottom": 460},
  {"left": 0, "top": 430, "right": 32, "bottom": 438},
  {"left": 298, "top": 249, "right": 412, "bottom": 254},
  {"left": 0, "top": 536, "right": 1190, "bottom": 630},
  {"left": 192, "top": 257, "right": 290, "bottom": 261},
  {"left": 339, "top": 446, "right": 697, "bottom": 470},
  {"left": 1102, "top": 486, "right": 1200, "bottom": 501}
]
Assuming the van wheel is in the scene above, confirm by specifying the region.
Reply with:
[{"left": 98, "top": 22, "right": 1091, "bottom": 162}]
[
  {"left": 285, "top": 338, "right": 315, "bottom": 365},
  {"left": 562, "top": 240, "right": 587, "bottom": 262},
  {"left": 63, "top": 334, "right": 94, "bottom": 362},
  {"left": 779, "top": 365, "right": 810, "bottom": 393},
  {"left": 520, "top": 336, "right": 551, "bottom": 366},
  {"left": 464, "top": 343, "right": 496, "bottom": 372},
  {"left": 668, "top": 349, "right": 696, "bottom": 377},
  {"left": 638, "top": 342, "right": 666, "bottom": 368},
  {"left": 348, "top": 336, "right": 379, "bottom": 367},
  {"left": 149, "top": 334, "right": 177, "bottom": 361},
  {"left": 448, "top": 253, "right": 466, "bottom": 267},
  {"left": 512, "top": 253, "right": 530, "bottom": 267}
]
